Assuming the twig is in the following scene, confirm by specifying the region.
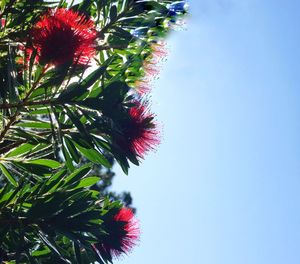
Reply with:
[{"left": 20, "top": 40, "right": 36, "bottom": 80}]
[{"left": 0, "top": 99, "right": 52, "bottom": 109}]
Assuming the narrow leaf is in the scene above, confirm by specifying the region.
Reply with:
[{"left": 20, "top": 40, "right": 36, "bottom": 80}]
[{"left": 0, "top": 164, "right": 17, "bottom": 186}]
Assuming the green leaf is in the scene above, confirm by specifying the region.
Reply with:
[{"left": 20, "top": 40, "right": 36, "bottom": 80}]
[
  {"left": 73, "top": 242, "right": 82, "bottom": 264},
  {"left": 29, "top": 107, "right": 51, "bottom": 115},
  {"left": 75, "top": 177, "right": 100, "bottom": 189},
  {"left": 27, "top": 159, "right": 61, "bottom": 169},
  {"left": 62, "top": 145, "right": 75, "bottom": 171},
  {"left": 65, "top": 107, "right": 91, "bottom": 143},
  {"left": 75, "top": 144, "right": 111, "bottom": 168},
  {"left": 64, "top": 137, "right": 80, "bottom": 164},
  {"left": 69, "top": 134, "right": 92, "bottom": 150},
  {"left": 44, "top": 169, "right": 68, "bottom": 193},
  {"left": 114, "top": 26, "right": 133, "bottom": 39},
  {"left": 102, "top": 81, "right": 129, "bottom": 102},
  {"left": 144, "top": 1, "right": 169, "bottom": 13},
  {"left": 75, "top": 97, "right": 104, "bottom": 111},
  {"left": 0, "top": 163, "right": 17, "bottom": 187},
  {"left": 38, "top": 231, "right": 70, "bottom": 263},
  {"left": 80, "top": 65, "right": 107, "bottom": 91},
  {"left": 13, "top": 161, "right": 56, "bottom": 176},
  {"left": 57, "top": 82, "right": 88, "bottom": 102},
  {"left": 36, "top": 63, "right": 71, "bottom": 93},
  {"left": 0, "top": 185, "right": 21, "bottom": 209},
  {"left": 14, "top": 128, "right": 48, "bottom": 144},
  {"left": 31, "top": 247, "right": 51, "bottom": 257},
  {"left": 107, "top": 34, "right": 130, "bottom": 47},
  {"left": 63, "top": 164, "right": 92, "bottom": 186},
  {"left": 110, "top": 5, "right": 118, "bottom": 21},
  {"left": 5, "top": 143, "right": 34, "bottom": 158},
  {"left": 7, "top": 46, "right": 20, "bottom": 104},
  {"left": 0, "top": 190, "right": 15, "bottom": 208},
  {"left": 16, "top": 121, "right": 52, "bottom": 129},
  {"left": 85, "top": 56, "right": 116, "bottom": 97}
]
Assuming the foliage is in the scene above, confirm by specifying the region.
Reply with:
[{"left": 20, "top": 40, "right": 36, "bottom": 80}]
[{"left": 0, "top": 0, "right": 187, "bottom": 263}]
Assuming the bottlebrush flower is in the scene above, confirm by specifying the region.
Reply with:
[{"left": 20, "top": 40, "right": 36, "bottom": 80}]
[
  {"left": 118, "top": 100, "right": 160, "bottom": 158},
  {"left": 29, "top": 8, "right": 97, "bottom": 66},
  {"left": 0, "top": 19, "right": 5, "bottom": 28},
  {"left": 135, "top": 79, "right": 152, "bottom": 95},
  {"left": 131, "top": 43, "right": 168, "bottom": 95},
  {"left": 94, "top": 208, "right": 140, "bottom": 259},
  {"left": 138, "top": 42, "right": 167, "bottom": 90},
  {"left": 151, "top": 42, "right": 168, "bottom": 62},
  {"left": 142, "top": 60, "right": 160, "bottom": 78}
]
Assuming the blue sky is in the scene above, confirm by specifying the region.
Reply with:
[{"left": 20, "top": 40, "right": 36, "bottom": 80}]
[{"left": 114, "top": 1, "right": 300, "bottom": 263}]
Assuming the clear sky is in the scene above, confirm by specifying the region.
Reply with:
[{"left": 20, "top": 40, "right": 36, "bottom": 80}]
[{"left": 114, "top": 1, "right": 300, "bottom": 263}]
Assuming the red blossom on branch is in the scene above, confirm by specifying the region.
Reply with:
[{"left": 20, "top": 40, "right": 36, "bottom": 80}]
[
  {"left": 135, "top": 42, "right": 167, "bottom": 95},
  {"left": 94, "top": 208, "right": 140, "bottom": 259},
  {"left": 29, "top": 8, "right": 97, "bottom": 66},
  {"left": 135, "top": 79, "right": 152, "bottom": 95},
  {"left": 118, "top": 100, "right": 160, "bottom": 158},
  {"left": 0, "top": 18, "right": 5, "bottom": 28}
]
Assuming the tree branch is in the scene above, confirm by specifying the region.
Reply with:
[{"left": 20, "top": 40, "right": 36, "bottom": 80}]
[{"left": 0, "top": 99, "right": 52, "bottom": 109}]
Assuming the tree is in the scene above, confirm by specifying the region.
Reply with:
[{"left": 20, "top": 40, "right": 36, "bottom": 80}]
[{"left": 0, "top": 0, "right": 186, "bottom": 263}]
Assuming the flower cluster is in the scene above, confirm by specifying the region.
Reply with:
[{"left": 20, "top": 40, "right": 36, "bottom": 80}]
[
  {"left": 0, "top": 18, "right": 5, "bottom": 29},
  {"left": 127, "top": 101, "right": 160, "bottom": 158},
  {"left": 28, "top": 8, "right": 97, "bottom": 66},
  {"left": 18, "top": 6, "right": 164, "bottom": 261},
  {"left": 119, "top": 42, "right": 165, "bottom": 159},
  {"left": 136, "top": 42, "right": 167, "bottom": 95},
  {"left": 94, "top": 208, "right": 140, "bottom": 259},
  {"left": 116, "top": 100, "right": 160, "bottom": 159}
]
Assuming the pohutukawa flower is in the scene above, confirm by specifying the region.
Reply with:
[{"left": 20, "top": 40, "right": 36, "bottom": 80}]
[
  {"left": 135, "top": 79, "right": 152, "bottom": 95},
  {"left": 119, "top": 100, "right": 160, "bottom": 158},
  {"left": 143, "top": 60, "right": 160, "bottom": 78},
  {"left": 0, "top": 19, "right": 6, "bottom": 28},
  {"left": 141, "top": 43, "right": 167, "bottom": 82},
  {"left": 94, "top": 208, "right": 140, "bottom": 259},
  {"left": 29, "top": 8, "right": 97, "bottom": 66},
  {"left": 151, "top": 42, "right": 168, "bottom": 62},
  {"left": 135, "top": 42, "right": 167, "bottom": 94}
]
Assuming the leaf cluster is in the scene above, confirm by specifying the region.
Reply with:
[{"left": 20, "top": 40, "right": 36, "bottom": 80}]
[
  {"left": 0, "top": 165, "right": 124, "bottom": 263},
  {"left": 0, "top": 0, "right": 186, "bottom": 263}
]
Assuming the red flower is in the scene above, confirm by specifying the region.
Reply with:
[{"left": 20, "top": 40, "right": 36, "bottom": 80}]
[
  {"left": 120, "top": 101, "right": 160, "bottom": 158},
  {"left": 0, "top": 19, "right": 6, "bottom": 28},
  {"left": 141, "top": 42, "right": 167, "bottom": 81},
  {"left": 29, "top": 8, "right": 96, "bottom": 66},
  {"left": 134, "top": 42, "right": 167, "bottom": 94},
  {"left": 135, "top": 79, "right": 152, "bottom": 95},
  {"left": 94, "top": 208, "right": 140, "bottom": 259},
  {"left": 151, "top": 42, "right": 168, "bottom": 62}
]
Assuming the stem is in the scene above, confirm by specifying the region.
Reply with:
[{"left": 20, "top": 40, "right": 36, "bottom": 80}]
[
  {"left": 0, "top": 99, "right": 52, "bottom": 109},
  {"left": 0, "top": 114, "right": 18, "bottom": 142}
]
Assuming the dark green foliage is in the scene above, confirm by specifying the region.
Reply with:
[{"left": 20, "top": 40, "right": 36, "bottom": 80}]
[
  {"left": 0, "top": 0, "right": 186, "bottom": 262},
  {"left": 0, "top": 165, "right": 125, "bottom": 263}
]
